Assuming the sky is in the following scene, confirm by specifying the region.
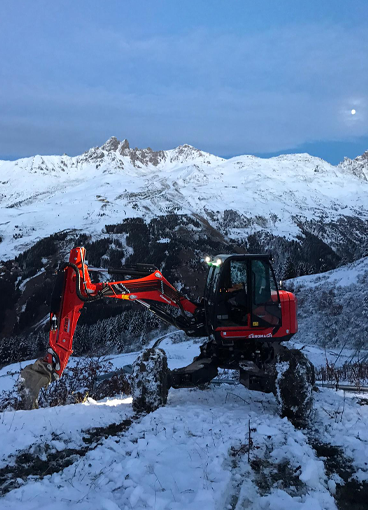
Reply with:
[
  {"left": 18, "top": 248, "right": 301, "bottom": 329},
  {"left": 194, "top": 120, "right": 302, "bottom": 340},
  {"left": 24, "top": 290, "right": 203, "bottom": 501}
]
[{"left": 0, "top": 0, "right": 368, "bottom": 164}]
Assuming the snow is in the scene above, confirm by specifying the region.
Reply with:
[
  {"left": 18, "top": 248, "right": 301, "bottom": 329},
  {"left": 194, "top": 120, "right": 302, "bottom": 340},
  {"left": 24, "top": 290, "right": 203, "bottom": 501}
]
[
  {"left": 285, "top": 255, "right": 368, "bottom": 350},
  {"left": 0, "top": 397, "right": 134, "bottom": 466},
  {"left": 18, "top": 268, "right": 45, "bottom": 291},
  {"left": 291, "top": 256, "right": 368, "bottom": 288},
  {"left": 0, "top": 386, "right": 337, "bottom": 510},
  {"left": 0, "top": 335, "right": 367, "bottom": 509},
  {"left": 0, "top": 138, "right": 367, "bottom": 261},
  {"left": 299, "top": 458, "right": 325, "bottom": 489}
]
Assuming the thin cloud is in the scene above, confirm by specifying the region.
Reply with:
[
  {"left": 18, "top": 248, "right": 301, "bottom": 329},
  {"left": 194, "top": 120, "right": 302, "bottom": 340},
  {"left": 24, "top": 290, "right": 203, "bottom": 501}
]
[{"left": 1, "top": 23, "right": 367, "bottom": 158}]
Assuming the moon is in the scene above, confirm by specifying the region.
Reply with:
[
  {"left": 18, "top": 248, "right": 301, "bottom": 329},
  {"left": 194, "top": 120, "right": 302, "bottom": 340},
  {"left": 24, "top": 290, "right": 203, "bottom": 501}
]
[{"left": 351, "top": 109, "right": 356, "bottom": 115}]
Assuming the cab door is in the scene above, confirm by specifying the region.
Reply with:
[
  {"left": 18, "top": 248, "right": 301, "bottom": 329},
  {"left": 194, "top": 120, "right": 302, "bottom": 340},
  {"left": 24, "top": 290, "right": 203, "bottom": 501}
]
[
  {"left": 207, "top": 258, "right": 249, "bottom": 328},
  {"left": 204, "top": 264, "right": 222, "bottom": 331},
  {"left": 250, "top": 259, "right": 281, "bottom": 328}
]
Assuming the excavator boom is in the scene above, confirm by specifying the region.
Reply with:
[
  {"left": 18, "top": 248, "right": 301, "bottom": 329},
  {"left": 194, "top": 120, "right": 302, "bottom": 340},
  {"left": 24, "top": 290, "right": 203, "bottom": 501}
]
[{"left": 19, "top": 247, "right": 203, "bottom": 408}]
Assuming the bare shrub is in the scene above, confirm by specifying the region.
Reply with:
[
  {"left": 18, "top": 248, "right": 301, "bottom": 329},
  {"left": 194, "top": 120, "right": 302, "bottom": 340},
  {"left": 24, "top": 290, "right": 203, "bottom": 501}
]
[
  {"left": 0, "top": 357, "right": 130, "bottom": 411},
  {"left": 316, "top": 359, "right": 368, "bottom": 389}
]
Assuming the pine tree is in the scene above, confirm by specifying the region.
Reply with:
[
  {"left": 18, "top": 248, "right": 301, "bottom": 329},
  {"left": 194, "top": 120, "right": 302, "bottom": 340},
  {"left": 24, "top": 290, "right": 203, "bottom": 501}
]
[{"left": 282, "top": 257, "right": 297, "bottom": 279}]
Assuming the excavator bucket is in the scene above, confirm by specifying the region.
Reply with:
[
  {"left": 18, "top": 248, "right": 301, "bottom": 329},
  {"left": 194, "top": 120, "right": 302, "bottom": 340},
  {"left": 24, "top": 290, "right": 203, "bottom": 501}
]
[{"left": 18, "top": 359, "right": 52, "bottom": 410}]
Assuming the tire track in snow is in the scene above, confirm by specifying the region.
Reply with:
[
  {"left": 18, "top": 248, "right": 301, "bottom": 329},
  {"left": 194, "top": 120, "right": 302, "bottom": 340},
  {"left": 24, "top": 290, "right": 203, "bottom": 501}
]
[
  {"left": 222, "top": 418, "right": 337, "bottom": 510},
  {"left": 307, "top": 388, "right": 368, "bottom": 509},
  {"left": 1, "top": 384, "right": 366, "bottom": 509},
  {"left": 0, "top": 417, "right": 136, "bottom": 496}
]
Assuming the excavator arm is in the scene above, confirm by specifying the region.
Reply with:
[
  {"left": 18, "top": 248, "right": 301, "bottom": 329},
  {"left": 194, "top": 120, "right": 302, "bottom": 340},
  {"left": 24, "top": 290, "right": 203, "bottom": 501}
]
[{"left": 19, "top": 247, "right": 205, "bottom": 408}]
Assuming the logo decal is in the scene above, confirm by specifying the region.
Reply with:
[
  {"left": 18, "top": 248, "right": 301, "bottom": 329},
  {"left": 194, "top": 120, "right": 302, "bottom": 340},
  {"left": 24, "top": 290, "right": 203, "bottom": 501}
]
[{"left": 248, "top": 333, "right": 272, "bottom": 339}]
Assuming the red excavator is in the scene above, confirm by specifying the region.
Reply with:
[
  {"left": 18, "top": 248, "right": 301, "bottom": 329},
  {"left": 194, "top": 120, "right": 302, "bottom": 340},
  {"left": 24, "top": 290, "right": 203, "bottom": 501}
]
[{"left": 20, "top": 247, "right": 314, "bottom": 426}]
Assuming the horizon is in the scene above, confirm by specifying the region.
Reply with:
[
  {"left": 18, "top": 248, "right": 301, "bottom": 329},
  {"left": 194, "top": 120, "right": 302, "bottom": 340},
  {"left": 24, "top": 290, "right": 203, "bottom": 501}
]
[{"left": 1, "top": 135, "right": 367, "bottom": 166}]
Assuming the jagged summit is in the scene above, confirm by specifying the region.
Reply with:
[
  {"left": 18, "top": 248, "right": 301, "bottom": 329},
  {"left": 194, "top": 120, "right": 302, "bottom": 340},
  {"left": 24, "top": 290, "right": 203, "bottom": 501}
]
[
  {"left": 80, "top": 138, "right": 223, "bottom": 168},
  {"left": 338, "top": 150, "right": 368, "bottom": 181},
  {"left": 101, "top": 136, "right": 129, "bottom": 152},
  {"left": 3, "top": 138, "right": 368, "bottom": 173}
]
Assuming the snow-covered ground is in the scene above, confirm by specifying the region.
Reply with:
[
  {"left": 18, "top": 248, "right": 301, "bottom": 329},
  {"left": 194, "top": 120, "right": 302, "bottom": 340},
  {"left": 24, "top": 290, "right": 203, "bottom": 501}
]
[
  {"left": 290, "top": 256, "right": 368, "bottom": 350},
  {"left": 292, "top": 256, "right": 368, "bottom": 289},
  {"left": 0, "top": 335, "right": 367, "bottom": 509}
]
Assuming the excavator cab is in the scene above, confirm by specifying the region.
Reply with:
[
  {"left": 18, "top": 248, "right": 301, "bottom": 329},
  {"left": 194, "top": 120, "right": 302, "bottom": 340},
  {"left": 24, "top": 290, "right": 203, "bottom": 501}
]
[{"left": 204, "top": 254, "right": 294, "bottom": 343}]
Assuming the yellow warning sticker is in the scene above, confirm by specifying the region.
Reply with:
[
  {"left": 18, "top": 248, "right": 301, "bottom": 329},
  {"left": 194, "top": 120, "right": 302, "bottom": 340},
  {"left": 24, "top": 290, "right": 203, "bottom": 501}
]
[{"left": 252, "top": 322, "right": 259, "bottom": 326}]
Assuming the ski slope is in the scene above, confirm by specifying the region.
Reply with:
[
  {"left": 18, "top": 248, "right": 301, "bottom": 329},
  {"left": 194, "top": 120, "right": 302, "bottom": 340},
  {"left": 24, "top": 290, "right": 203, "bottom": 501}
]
[{"left": 0, "top": 336, "right": 367, "bottom": 509}]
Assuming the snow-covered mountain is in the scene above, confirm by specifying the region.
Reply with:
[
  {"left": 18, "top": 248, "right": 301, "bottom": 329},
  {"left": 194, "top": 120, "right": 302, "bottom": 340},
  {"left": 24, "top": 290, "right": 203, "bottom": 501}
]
[{"left": 0, "top": 137, "right": 367, "bottom": 262}]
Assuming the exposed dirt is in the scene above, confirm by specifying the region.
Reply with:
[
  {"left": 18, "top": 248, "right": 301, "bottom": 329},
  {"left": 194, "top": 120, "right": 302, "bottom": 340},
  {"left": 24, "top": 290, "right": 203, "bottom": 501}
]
[
  {"left": 0, "top": 418, "right": 133, "bottom": 496},
  {"left": 312, "top": 440, "right": 368, "bottom": 510},
  {"left": 251, "top": 457, "right": 306, "bottom": 497},
  {"left": 357, "top": 398, "right": 368, "bottom": 406},
  {"left": 82, "top": 419, "right": 133, "bottom": 444},
  {"left": 227, "top": 435, "right": 368, "bottom": 509}
]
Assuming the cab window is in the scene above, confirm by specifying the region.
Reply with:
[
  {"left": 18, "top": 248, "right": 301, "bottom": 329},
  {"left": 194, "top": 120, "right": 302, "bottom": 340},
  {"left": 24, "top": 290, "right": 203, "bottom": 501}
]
[
  {"left": 230, "top": 260, "right": 247, "bottom": 289},
  {"left": 216, "top": 259, "right": 248, "bottom": 326},
  {"left": 251, "top": 259, "right": 281, "bottom": 327},
  {"left": 252, "top": 260, "right": 271, "bottom": 305}
]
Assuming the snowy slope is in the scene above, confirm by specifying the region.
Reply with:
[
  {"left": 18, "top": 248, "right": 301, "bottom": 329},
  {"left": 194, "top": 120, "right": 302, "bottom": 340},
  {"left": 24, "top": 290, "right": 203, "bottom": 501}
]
[
  {"left": 0, "top": 335, "right": 367, "bottom": 509},
  {"left": 290, "top": 256, "right": 368, "bottom": 349},
  {"left": 0, "top": 137, "right": 367, "bottom": 261},
  {"left": 292, "top": 256, "right": 368, "bottom": 288}
]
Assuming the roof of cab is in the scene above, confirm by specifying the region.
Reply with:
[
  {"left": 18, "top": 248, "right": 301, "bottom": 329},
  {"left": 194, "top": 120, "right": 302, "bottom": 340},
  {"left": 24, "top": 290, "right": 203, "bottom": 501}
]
[{"left": 214, "top": 253, "right": 272, "bottom": 262}]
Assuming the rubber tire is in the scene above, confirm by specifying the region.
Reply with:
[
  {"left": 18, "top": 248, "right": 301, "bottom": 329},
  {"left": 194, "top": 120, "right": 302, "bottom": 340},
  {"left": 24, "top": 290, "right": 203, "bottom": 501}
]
[
  {"left": 131, "top": 348, "right": 169, "bottom": 413},
  {"left": 275, "top": 348, "right": 315, "bottom": 428}
]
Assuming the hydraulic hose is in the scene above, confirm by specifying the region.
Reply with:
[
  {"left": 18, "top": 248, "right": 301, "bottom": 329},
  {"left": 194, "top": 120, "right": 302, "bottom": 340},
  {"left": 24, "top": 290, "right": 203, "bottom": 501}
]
[{"left": 60, "top": 262, "right": 105, "bottom": 302}]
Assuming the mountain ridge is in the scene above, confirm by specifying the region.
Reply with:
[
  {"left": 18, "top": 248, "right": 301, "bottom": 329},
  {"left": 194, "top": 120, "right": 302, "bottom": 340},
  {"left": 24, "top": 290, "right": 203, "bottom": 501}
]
[
  {"left": 0, "top": 137, "right": 367, "bottom": 262},
  {"left": 1, "top": 136, "right": 368, "bottom": 176}
]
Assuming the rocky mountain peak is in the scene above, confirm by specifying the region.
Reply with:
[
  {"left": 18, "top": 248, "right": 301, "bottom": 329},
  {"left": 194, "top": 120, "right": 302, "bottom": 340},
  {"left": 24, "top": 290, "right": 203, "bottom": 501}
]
[
  {"left": 100, "top": 137, "right": 130, "bottom": 154},
  {"left": 120, "top": 139, "right": 130, "bottom": 151},
  {"left": 356, "top": 150, "right": 368, "bottom": 162},
  {"left": 338, "top": 150, "right": 368, "bottom": 181},
  {"left": 79, "top": 137, "right": 166, "bottom": 168},
  {"left": 127, "top": 146, "right": 167, "bottom": 167},
  {"left": 169, "top": 143, "right": 222, "bottom": 165},
  {"left": 173, "top": 144, "right": 201, "bottom": 157},
  {"left": 79, "top": 138, "right": 222, "bottom": 168},
  {"left": 101, "top": 136, "right": 121, "bottom": 152}
]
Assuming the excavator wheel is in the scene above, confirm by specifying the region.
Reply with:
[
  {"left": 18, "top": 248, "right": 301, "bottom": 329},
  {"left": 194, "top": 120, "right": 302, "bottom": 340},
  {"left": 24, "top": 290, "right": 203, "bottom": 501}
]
[
  {"left": 275, "top": 348, "right": 315, "bottom": 428},
  {"left": 131, "top": 348, "right": 169, "bottom": 413}
]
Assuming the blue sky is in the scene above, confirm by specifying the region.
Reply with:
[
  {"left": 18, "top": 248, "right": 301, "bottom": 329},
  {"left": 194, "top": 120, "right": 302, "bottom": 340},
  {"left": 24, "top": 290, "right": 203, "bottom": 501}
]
[{"left": 0, "top": 0, "right": 367, "bottom": 164}]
